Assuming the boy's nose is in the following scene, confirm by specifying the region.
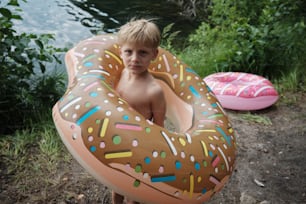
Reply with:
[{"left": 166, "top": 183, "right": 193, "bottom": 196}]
[{"left": 131, "top": 53, "right": 139, "bottom": 61}]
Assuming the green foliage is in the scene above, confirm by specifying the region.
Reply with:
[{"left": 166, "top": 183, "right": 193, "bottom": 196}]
[
  {"left": 182, "top": 0, "right": 306, "bottom": 89},
  {"left": 0, "top": 0, "right": 66, "bottom": 134},
  {"left": 161, "top": 23, "right": 181, "bottom": 53}
]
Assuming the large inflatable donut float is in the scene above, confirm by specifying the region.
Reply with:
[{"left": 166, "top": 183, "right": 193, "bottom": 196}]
[
  {"left": 52, "top": 34, "right": 237, "bottom": 204},
  {"left": 204, "top": 72, "right": 279, "bottom": 111}
]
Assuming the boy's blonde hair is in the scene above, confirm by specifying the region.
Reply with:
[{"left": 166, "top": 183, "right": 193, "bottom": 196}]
[{"left": 118, "top": 18, "right": 161, "bottom": 48}]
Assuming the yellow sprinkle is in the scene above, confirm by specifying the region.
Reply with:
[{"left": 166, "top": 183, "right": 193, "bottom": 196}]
[
  {"left": 180, "top": 65, "right": 184, "bottom": 82},
  {"left": 100, "top": 118, "right": 109, "bottom": 137},
  {"left": 88, "top": 127, "right": 93, "bottom": 133},
  {"left": 187, "top": 76, "right": 192, "bottom": 81},
  {"left": 229, "top": 128, "right": 233, "bottom": 133},
  {"left": 105, "top": 50, "right": 122, "bottom": 65},
  {"left": 179, "top": 138, "right": 186, "bottom": 146},
  {"left": 189, "top": 174, "right": 194, "bottom": 198},
  {"left": 201, "top": 140, "right": 208, "bottom": 157},
  {"left": 208, "top": 136, "right": 214, "bottom": 140},
  {"left": 197, "top": 176, "right": 202, "bottom": 183},
  {"left": 101, "top": 80, "right": 114, "bottom": 91},
  {"left": 105, "top": 151, "right": 132, "bottom": 159}
]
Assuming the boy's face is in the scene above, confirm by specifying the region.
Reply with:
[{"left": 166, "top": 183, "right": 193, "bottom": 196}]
[{"left": 120, "top": 42, "right": 158, "bottom": 74}]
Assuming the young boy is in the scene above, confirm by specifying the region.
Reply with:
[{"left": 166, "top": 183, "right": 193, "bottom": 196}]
[{"left": 113, "top": 19, "right": 166, "bottom": 204}]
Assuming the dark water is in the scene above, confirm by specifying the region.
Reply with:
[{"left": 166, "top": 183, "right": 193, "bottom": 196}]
[
  {"left": 69, "top": 0, "right": 200, "bottom": 35},
  {"left": 13, "top": 0, "right": 200, "bottom": 46}
]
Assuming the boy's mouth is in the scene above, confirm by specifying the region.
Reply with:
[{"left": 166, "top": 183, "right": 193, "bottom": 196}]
[{"left": 130, "top": 64, "right": 142, "bottom": 69}]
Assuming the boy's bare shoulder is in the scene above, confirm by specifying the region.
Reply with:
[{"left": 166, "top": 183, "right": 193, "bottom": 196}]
[{"left": 148, "top": 80, "right": 165, "bottom": 99}]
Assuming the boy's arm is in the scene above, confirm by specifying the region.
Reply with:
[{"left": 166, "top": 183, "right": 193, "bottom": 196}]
[{"left": 151, "top": 88, "right": 166, "bottom": 127}]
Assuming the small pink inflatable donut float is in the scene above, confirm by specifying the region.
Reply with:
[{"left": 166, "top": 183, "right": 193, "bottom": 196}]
[{"left": 204, "top": 72, "right": 279, "bottom": 111}]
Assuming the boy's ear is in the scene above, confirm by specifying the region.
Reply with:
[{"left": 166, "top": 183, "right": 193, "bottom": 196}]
[
  {"left": 119, "top": 47, "right": 123, "bottom": 58},
  {"left": 153, "top": 48, "right": 159, "bottom": 59}
]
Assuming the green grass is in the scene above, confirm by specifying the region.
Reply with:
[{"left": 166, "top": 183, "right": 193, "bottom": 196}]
[
  {"left": 274, "top": 68, "right": 306, "bottom": 93},
  {"left": 237, "top": 112, "right": 273, "bottom": 125},
  {"left": 0, "top": 116, "right": 73, "bottom": 202},
  {"left": 0, "top": 118, "right": 68, "bottom": 174},
  {"left": 1, "top": 129, "right": 36, "bottom": 173}
]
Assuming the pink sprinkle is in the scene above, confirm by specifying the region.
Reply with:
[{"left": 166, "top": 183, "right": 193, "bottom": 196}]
[
  {"left": 159, "top": 166, "right": 164, "bottom": 173},
  {"left": 100, "top": 142, "right": 105, "bottom": 148},
  {"left": 132, "top": 140, "right": 138, "bottom": 147},
  {"left": 115, "top": 123, "right": 142, "bottom": 131},
  {"left": 212, "top": 156, "right": 220, "bottom": 168},
  {"left": 88, "top": 136, "right": 94, "bottom": 142},
  {"left": 209, "top": 176, "right": 221, "bottom": 185},
  {"left": 84, "top": 81, "right": 99, "bottom": 92}
]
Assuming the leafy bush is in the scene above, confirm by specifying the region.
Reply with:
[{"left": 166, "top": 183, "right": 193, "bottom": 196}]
[
  {"left": 0, "top": 0, "right": 66, "bottom": 134},
  {"left": 161, "top": 23, "right": 181, "bottom": 53},
  {"left": 182, "top": 0, "right": 306, "bottom": 87}
]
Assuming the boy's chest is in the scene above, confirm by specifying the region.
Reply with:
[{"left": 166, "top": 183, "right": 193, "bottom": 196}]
[
  {"left": 116, "top": 83, "right": 152, "bottom": 118},
  {"left": 117, "top": 83, "right": 150, "bottom": 105},
  {"left": 115, "top": 71, "right": 154, "bottom": 117}
]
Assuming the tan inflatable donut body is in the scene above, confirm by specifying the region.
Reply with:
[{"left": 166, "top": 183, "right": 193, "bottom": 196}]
[{"left": 52, "top": 34, "right": 237, "bottom": 203}]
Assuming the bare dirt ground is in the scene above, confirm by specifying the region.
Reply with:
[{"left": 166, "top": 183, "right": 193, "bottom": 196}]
[{"left": 1, "top": 92, "right": 305, "bottom": 204}]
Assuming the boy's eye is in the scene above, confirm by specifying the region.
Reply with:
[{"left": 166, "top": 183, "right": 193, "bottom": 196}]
[{"left": 139, "top": 50, "right": 148, "bottom": 56}]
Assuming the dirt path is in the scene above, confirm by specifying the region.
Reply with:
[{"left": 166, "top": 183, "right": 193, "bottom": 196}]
[
  {"left": 209, "top": 92, "right": 306, "bottom": 204},
  {"left": 1, "top": 92, "right": 305, "bottom": 204}
]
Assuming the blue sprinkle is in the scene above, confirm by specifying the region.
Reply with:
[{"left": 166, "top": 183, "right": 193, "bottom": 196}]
[
  {"left": 123, "top": 115, "right": 129, "bottom": 120},
  {"left": 80, "top": 74, "right": 105, "bottom": 80},
  {"left": 216, "top": 126, "right": 232, "bottom": 146},
  {"left": 202, "top": 188, "right": 207, "bottom": 194},
  {"left": 144, "top": 157, "right": 151, "bottom": 164},
  {"left": 90, "top": 92, "right": 98, "bottom": 97},
  {"left": 208, "top": 151, "right": 214, "bottom": 157},
  {"left": 206, "top": 85, "right": 212, "bottom": 92},
  {"left": 211, "top": 103, "right": 218, "bottom": 108},
  {"left": 175, "top": 161, "right": 182, "bottom": 169},
  {"left": 76, "top": 106, "right": 101, "bottom": 126},
  {"left": 151, "top": 175, "right": 176, "bottom": 182},
  {"left": 90, "top": 146, "right": 96, "bottom": 152},
  {"left": 189, "top": 85, "right": 201, "bottom": 99},
  {"left": 84, "top": 61, "right": 93, "bottom": 67},
  {"left": 186, "top": 68, "right": 198, "bottom": 75},
  {"left": 195, "top": 162, "right": 200, "bottom": 171}
]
